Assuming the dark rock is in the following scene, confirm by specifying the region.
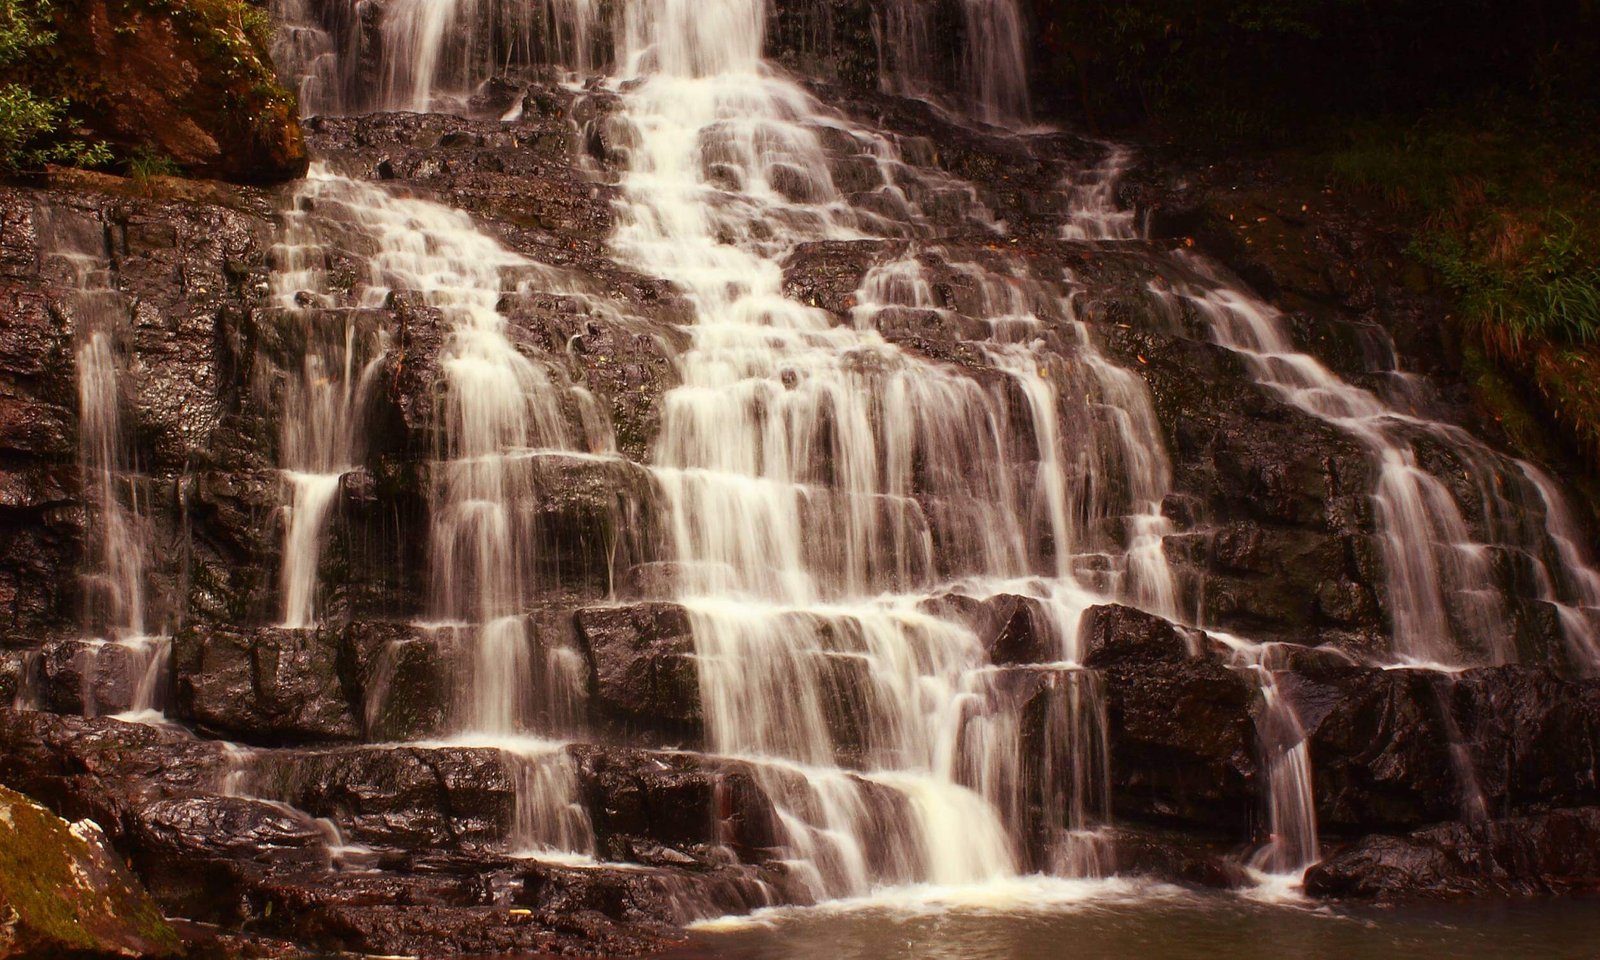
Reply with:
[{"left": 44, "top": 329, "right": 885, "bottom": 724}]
[
  {"left": 342, "top": 622, "right": 456, "bottom": 741},
  {"left": 575, "top": 603, "right": 703, "bottom": 740},
  {"left": 37, "top": 638, "right": 140, "bottom": 716},
  {"left": 1278, "top": 658, "right": 1462, "bottom": 830},
  {"left": 1081, "top": 603, "right": 1196, "bottom": 667},
  {"left": 1110, "top": 827, "right": 1250, "bottom": 889},
  {"left": 127, "top": 796, "right": 330, "bottom": 921},
  {"left": 1085, "top": 610, "right": 1258, "bottom": 832},
  {"left": 258, "top": 745, "right": 516, "bottom": 850},
  {"left": 1450, "top": 666, "right": 1600, "bottom": 814},
  {"left": 570, "top": 745, "right": 780, "bottom": 863},
  {"left": 1305, "top": 807, "right": 1600, "bottom": 900},
  {"left": 172, "top": 625, "right": 362, "bottom": 743},
  {"left": 0, "top": 711, "right": 229, "bottom": 836}
]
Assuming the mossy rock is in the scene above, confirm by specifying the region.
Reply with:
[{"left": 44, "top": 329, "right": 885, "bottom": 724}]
[{"left": 0, "top": 785, "right": 183, "bottom": 959}]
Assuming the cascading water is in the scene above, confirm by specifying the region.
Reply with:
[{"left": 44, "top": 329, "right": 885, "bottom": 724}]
[
  {"left": 36, "top": 211, "right": 169, "bottom": 720},
  {"left": 271, "top": 0, "right": 605, "bottom": 115},
  {"left": 875, "top": 0, "right": 1032, "bottom": 126},
  {"left": 1151, "top": 253, "right": 1600, "bottom": 672},
  {"left": 51, "top": 0, "right": 1597, "bottom": 938},
  {"left": 270, "top": 175, "right": 389, "bottom": 629},
  {"left": 604, "top": 0, "right": 1183, "bottom": 898},
  {"left": 269, "top": 164, "right": 605, "bottom": 857}
]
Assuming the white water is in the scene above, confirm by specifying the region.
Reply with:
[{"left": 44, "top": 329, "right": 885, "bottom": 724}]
[
  {"left": 1151, "top": 253, "right": 1600, "bottom": 671},
  {"left": 272, "top": 0, "right": 605, "bottom": 115},
  {"left": 271, "top": 175, "right": 389, "bottom": 629},
  {"left": 33, "top": 211, "right": 171, "bottom": 720},
  {"left": 270, "top": 165, "right": 605, "bottom": 856},
  {"left": 875, "top": 0, "right": 1032, "bottom": 127},
  {"left": 605, "top": 0, "right": 1180, "bottom": 899},
  {"left": 238, "top": 0, "right": 1600, "bottom": 911}
]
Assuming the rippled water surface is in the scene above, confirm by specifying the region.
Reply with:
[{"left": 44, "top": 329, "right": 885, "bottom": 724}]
[{"left": 664, "top": 882, "right": 1600, "bottom": 960}]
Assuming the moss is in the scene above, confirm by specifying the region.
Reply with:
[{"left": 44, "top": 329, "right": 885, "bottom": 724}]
[{"left": 0, "top": 785, "right": 183, "bottom": 957}]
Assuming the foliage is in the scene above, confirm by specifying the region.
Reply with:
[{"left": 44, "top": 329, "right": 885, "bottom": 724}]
[
  {"left": 0, "top": 0, "right": 110, "bottom": 173},
  {"left": 1315, "top": 102, "right": 1600, "bottom": 465},
  {"left": 127, "top": 144, "right": 179, "bottom": 182},
  {"left": 1415, "top": 221, "right": 1600, "bottom": 362}
]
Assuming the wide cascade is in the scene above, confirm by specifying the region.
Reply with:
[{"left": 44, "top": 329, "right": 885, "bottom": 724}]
[{"left": 12, "top": 0, "right": 1600, "bottom": 955}]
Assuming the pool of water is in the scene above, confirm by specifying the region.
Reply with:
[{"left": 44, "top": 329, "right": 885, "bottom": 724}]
[{"left": 661, "top": 879, "right": 1600, "bottom": 960}]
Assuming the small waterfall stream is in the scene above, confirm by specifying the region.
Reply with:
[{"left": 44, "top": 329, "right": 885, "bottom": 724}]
[{"left": 34, "top": 211, "right": 170, "bottom": 721}]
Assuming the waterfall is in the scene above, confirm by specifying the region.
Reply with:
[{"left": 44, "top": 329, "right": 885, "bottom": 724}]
[
  {"left": 271, "top": 174, "right": 389, "bottom": 630},
  {"left": 271, "top": 166, "right": 606, "bottom": 856},
  {"left": 271, "top": 0, "right": 606, "bottom": 115},
  {"left": 1152, "top": 253, "right": 1600, "bottom": 672},
  {"left": 875, "top": 0, "right": 1032, "bottom": 126},
  {"left": 603, "top": 0, "right": 1177, "bottom": 898},
  {"left": 38, "top": 210, "right": 170, "bottom": 721}
]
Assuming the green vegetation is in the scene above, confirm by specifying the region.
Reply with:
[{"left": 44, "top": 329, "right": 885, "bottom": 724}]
[
  {"left": 1320, "top": 104, "right": 1600, "bottom": 462},
  {"left": 0, "top": 0, "right": 111, "bottom": 173},
  {"left": 0, "top": 786, "right": 182, "bottom": 956},
  {"left": 128, "top": 144, "right": 181, "bottom": 182},
  {"left": 4, "top": 0, "right": 303, "bottom": 183}
]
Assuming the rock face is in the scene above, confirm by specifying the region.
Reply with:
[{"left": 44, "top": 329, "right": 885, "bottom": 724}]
[
  {"left": 25, "top": 0, "right": 308, "bottom": 183},
  {"left": 172, "top": 626, "right": 362, "bottom": 743},
  {"left": 1083, "top": 605, "right": 1259, "bottom": 833},
  {"left": 0, "top": 785, "right": 182, "bottom": 960}
]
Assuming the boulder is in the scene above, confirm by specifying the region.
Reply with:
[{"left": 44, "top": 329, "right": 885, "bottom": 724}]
[
  {"left": 1082, "top": 606, "right": 1258, "bottom": 832},
  {"left": 0, "top": 785, "right": 182, "bottom": 959},
  {"left": 1277, "top": 656, "right": 1464, "bottom": 830},
  {"left": 1305, "top": 807, "right": 1600, "bottom": 900},
  {"left": 575, "top": 604, "right": 703, "bottom": 741},
  {"left": 259, "top": 746, "right": 516, "bottom": 850}
]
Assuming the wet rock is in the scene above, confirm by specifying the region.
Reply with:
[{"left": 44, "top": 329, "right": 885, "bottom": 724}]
[
  {"left": 172, "top": 625, "right": 362, "bottom": 743},
  {"left": 922, "top": 593, "right": 1058, "bottom": 665},
  {"left": 0, "top": 711, "right": 228, "bottom": 836},
  {"left": 127, "top": 796, "right": 330, "bottom": 921},
  {"left": 342, "top": 622, "right": 456, "bottom": 741},
  {"left": 1450, "top": 666, "right": 1600, "bottom": 814},
  {"left": 570, "top": 745, "right": 780, "bottom": 863},
  {"left": 1110, "top": 827, "right": 1250, "bottom": 889},
  {"left": 1305, "top": 807, "right": 1600, "bottom": 900},
  {"left": 1081, "top": 603, "right": 1196, "bottom": 667},
  {"left": 36, "top": 638, "right": 140, "bottom": 716},
  {"left": 1083, "top": 607, "right": 1258, "bottom": 832},
  {"left": 1277, "top": 655, "right": 1462, "bottom": 830},
  {"left": 260, "top": 746, "right": 516, "bottom": 850},
  {"left": 575, "top": 603, "right": 703, "bottom": 740},
  {"left": 0, "top": 785, "right": 183, "bottom": 959}
]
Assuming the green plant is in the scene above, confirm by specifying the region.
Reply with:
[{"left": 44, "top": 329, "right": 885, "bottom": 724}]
[
  {"left": 126, "top": 144, "right": 179, "bottom": 182},
  {"left": 1415, "top": 217, "right": 1600, "bottom": 362},
  {"left": 0, "top": 0, "right": 110, "bottom": 173}
]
